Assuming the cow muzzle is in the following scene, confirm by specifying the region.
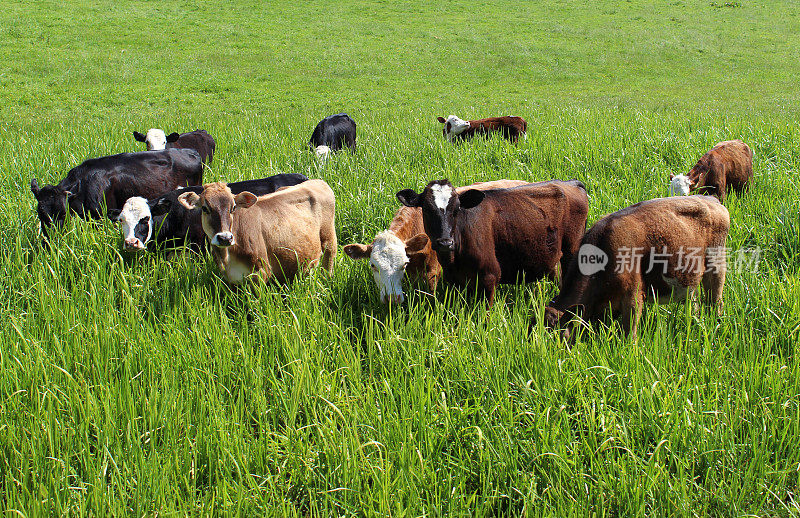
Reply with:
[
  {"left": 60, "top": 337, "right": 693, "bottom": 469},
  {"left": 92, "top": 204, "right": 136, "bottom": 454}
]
[
  {"left": 124, "top": 237, "right": 145, "bottom": 251},
  {"left": 381, "top": 292, "right": 405, "bottom": 305},
  {"left": 434, "top": 238, "right": 455, "bottom": 252},
  {"left": 212, "top": 232, "right": 235, "bottom": 247}
]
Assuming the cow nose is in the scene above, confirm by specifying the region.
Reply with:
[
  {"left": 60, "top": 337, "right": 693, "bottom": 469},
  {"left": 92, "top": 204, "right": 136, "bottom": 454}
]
[
  {"left": 388, "top": 293, "right": 405, "bottom": 305},
  {"left": 124, "top": 237, "right": 144, "bottom": 250},
  {"left": 435, "top": 238, "right": 454, "bottom": 251},
  {"left": 213, "top": 232, "right": 234, "bottom": 247}
]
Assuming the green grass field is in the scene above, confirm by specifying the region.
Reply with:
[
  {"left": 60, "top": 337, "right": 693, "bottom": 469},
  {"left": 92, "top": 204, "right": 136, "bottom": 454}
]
[{"left": 2, "top": 1, "right": 799, "bottom": 515}]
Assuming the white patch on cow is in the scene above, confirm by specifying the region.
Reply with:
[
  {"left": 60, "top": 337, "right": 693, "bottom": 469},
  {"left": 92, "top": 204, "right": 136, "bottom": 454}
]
[
  {"left": 145, "top": 128, "right": 168, "bottom": 151},
  {"left": 443, "top": 115, "right": 470, "bottom": 141},
  {"left": 118, "top": 196, "right": 152, "bottom": 250},
  {"left": 670, "top": 174, "right": 692, "bottom": 196},
  {"left": 369, "top": 230, "right": 410, "bottom": 304},
  {"left": 225, "top": 256, "right": 253, "bottom": 284},
  {"left": 431, "top": 183, "right": 453, "bottom": 211},
  {"left": 315, "top": 145, "right": 331, "bottom": 162},
  {"left": 211, "top": 231, "right": 235, "bottom": 247}
]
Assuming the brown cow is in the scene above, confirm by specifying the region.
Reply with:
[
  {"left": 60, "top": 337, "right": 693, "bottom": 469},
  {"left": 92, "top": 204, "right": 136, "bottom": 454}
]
[
  {"left": 437, "top": 115, "right": 527, "bottom": 143},
  {"left": 396, "top": 179, "right": 588, "bottom": 306},
  {"left": 343, "top": 179, "right": 528, "bottom": 304},
  {"left": 177, "top": 180, "right": 336, "bottom": 284},
  {"left": 542, "top": 196, "right": 730, "bottom": 339},
  {"left": 669, "top": 140, "right": 753, "bottom": 202}
]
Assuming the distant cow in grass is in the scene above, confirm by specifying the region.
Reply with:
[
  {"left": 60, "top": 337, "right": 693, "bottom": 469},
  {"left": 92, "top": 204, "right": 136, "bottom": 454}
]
[
  {"left": 436, "top": 115, "right": 527, "bottom": 144},
  {"left": 30, "top": 149, "right": 203, "bottom": 238},
  {"left": 344, "top": 179, "right": 528, "bottom": 304},
  {"left": 542, "top": 196, "right": 730, "bottom": 339},
  {"left": 309, "top": 113, "right": 356, "bottom": 161},
  {"left": 134, "top": 129, "right": 216, "bottom": 164},
  {"left": 396, "top": 179, "right": 588, "bottom": 306},
  {"left": 669, "top": 140, "right": 753, "bottom": 202},
  {"left": 111, "top": 173, "right": 309, "bottom": 252},
  {"left": 177, "top": 180, "right": 336, "bottom": 284}
]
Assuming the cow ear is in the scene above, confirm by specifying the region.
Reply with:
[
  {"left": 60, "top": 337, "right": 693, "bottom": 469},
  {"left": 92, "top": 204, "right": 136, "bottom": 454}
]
[
  {"left": 343, "top": 243, "right": 372, "bottom": 260},
  {"left": 458, "top": 189, "right": 485, "bottom": 209},
  {"left": 30, "top": 178, "right": 40, "bottom": 196},
  {"left": 133, "top": 131, "right": 146, "bottom": 142},
  {"left": 166, "top": 132, "right": 180, "bottom": 142},
  {"left": 178, "top": 191, "right": 201, "bottom": 209},
  {"left": 404, "top": 233, "right": 429, "bottom": 254},
  {"left": 437, "top": 117, "right": 446, "bottom": 123},
  {"left": 396, "top": 189, "right": 422, "bottom": 207},
  {"left": 234, "top": 191, "right": 257, "bottom": 209},
  {"left": 407, "top": 250, "right": 427, "bottom": 271},
  {"left": 150, "top": 197, "right": 172, "bottom": 216},
  {"left": 669, "top": 172, "right": 675, "bottom": 180},
  {"left": 107, "top": 208, "right": 122, "bottom": 222}
]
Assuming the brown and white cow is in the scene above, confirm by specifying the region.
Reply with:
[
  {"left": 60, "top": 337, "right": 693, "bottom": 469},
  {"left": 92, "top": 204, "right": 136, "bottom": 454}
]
[
  {"left": 669, "top": 140, "right": 753, "bottom": 202},
  {"left": 436, "top": 115, "right": 527, "bottom": 143},
  {"left": 177, "top": 180, "right": 336, "bottom": 284},
  {"left": 343, "top": 179, "right": 528, "bottom": 304},
  {"left": 134, "top": 129, "right": 216, "bottom": 164},
  {"left": 396, "top": 179, "right": 588, "bottom": 306},
  {"left": 542, "top": 195, "right": 730, "bottom": 339}
]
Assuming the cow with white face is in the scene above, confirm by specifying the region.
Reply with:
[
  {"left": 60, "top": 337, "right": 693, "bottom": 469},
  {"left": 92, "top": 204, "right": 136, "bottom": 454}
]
[
  {"left": 669, "top": 174, "right": 692, "bottom": 196},
  {"left": 437, "top": 115, "right": 527, "bottom": 143},
  {"left": 438, "top": 115, "right": 472, "bottom": 141},
  {"left": 133, "top": 129, "right": 216, "bottom": 164},
  {"left": 117, "top": 196, "right": 152, "bottom": 251},
  {"left": 133, "top": 129, "right": 173, "bottom": 151}
]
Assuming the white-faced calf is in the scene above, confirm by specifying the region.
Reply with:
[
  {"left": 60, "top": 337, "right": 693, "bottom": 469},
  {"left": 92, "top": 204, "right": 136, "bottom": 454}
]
[
  {"left": 436, "top": 115, "right": 527, "bottom": 143},
  {"left": 669, "top": 140, "right": 753, "bottom": 202},
  {"left": 134, "top": 129, "right": 216, "bottom": 164}
]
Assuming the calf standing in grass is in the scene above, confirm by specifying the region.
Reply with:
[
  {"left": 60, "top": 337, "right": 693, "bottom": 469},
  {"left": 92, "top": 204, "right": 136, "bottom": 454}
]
[
  {"left": 309, "top": 113, "right": 357, "bottom": 161},
  {"left": 669, "top": 139, "right": 753, "bottom": 202},
  {"left": 178, "top": 180, "right": 336, "bottom": 284},
  {"left": 437, "top": 115, "right": 527, "bottom": 143},
  {"left": 134, "top": 129, "right": 216, "bottom": 164},
  {"left": 543, "top": 196, "right": 730, "bottom": 339},
  {"left": 396, "top": 179, "right": 588, "bottom": 306},
  {"left": 344, "top": 179, "right": 528, "bottom": 304}
]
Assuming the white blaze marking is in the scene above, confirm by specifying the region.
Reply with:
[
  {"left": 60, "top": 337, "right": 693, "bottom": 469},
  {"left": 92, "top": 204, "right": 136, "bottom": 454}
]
[
  {"left": 144, "top": 128, "right": 168, "bottom": 150},
  {"left": 118, "top": 196, "right": 152, "bottom": 246},
  {"left": 670, "top": 174, "right": 692, "bottom": 196},
  {"left": 431, "top": 184, "right": 453, "bottom": 211},
  {"left": 444, "top": 115, "right": 470, "bottom": 141}
]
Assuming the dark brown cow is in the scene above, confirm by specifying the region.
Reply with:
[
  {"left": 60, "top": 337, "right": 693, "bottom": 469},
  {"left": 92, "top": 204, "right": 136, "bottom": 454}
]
[
  {"left": 669, "top": 140, "right": 753, "bottom": 202},
  {"left": 543, "top": 196, "right": 730, "bottom": 339},
  {"left": 344, "top": 179, "right": 527, "bottom": 304},
  {"left": 396, "top": 179, "right": 588, "bottom": 306},
  {"left": 437, "top": 115, "right": 527, "bottom": 143},
  {"left": 177, "top": 180, "right": 336, "bottom": 284}
]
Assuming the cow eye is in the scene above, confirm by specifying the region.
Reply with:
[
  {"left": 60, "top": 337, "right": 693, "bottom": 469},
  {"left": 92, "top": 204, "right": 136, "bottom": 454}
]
[
  {"left": 140, "top": 216, "right": 150, "bottom": 224},
  {"left": 201, "top": 205, "right": 210, "bottom": 214}
]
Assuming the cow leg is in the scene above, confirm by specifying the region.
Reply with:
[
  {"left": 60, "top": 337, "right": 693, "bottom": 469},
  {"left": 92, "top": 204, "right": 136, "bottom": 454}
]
[
  {"left": 320, "top": 222, "right": 337, "bottom": 275},
  {"left": 701, "top": 268, "right": 725, "bottom": 316},
  {"left": 480, "top": 271, "right": 499, "bottom": 307},
  {"left": 619, "top": 288, "right": 644, "bottom": 340}
]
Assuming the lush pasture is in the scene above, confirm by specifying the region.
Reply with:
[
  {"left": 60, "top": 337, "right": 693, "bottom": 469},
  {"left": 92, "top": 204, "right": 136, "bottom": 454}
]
[{"left": 1, "top": 1, "right": 799, "bottom": 515}]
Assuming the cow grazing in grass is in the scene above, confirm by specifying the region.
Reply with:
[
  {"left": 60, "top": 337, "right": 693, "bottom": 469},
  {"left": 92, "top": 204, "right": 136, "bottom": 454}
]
[
  {"left": 436, "top": 115, "right": 527, "bottom": 144},
  {"left": 309, "top": 113, "right": 356, "bottom": 160},
  {"left": 542, "top": 196, "right": 730, "bottom": 339},
  {"left": 344, "top": 179, "right": 528, "bottom": 304},
  {"left": 177, "top": 180, "right": 336, "bottom": 284},
  {"left": 134, "top": 129, "right": 216, "bottom": 164},
  {"left": 111, "top": 174, "right": 309, "bottom": 252},
  {"left": 669, "top": 140, "right": 753, "bottom": 202},
  {"left": 396, "top": 179, "right": 588, "bottom": 306},
  {"left": 30, "top": 149, "right": 203, "bottom": 238}
]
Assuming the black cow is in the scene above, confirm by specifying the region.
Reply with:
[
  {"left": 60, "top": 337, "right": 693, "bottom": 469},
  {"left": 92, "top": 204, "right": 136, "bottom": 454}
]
[
  {"left": 133, "top": 129, "right": 216, "bottom": 164},
  {"left": 309, "top": 113, "right": 357, "bottom": 159},
  {"left": 31, "top": 149, "right": 203, "bottom": 238},
  {"left": 111, "top": 173, "right": 309, "bottom": 252}
]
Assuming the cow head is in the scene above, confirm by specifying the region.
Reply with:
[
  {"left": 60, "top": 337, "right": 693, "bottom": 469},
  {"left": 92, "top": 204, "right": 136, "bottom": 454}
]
[
  {"left": 396, "top": 179, "right": 485, "bottom": 255},
  {"left": 177, "top": 182, "right": 256, "bottom": 247},
  {"left": 110, "top": 196, "right": 165, "bottom": 251},
  {"left": 437, "top": 115, "right": 470, "bottom": 141},
  {"left": 133, "top": 129, "right": 180, "bottom": 151},
  {"left": 540, "top": 305, "right": 584, "bottom": 342},
  {"left": 669, "top": 173, "right": 693, "bottom": 196},
  {"left": 344, "top": 231, "right": 429, "bottom": 304},
  {"left": 30, "top": 178, "right": 73, "bottom": 236},
  {"left": 315, "top": 145, "right": 331, "bottom": 163}
]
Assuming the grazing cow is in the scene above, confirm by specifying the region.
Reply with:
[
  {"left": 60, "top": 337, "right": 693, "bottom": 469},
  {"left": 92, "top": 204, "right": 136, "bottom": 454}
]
[
  {"left": 133, "top": 129, "right": 216, "bottom": 164},
  {"left": 396, "top": 179, "right": 588, "bottom": 306},
  {"left": 30, "top": 149, "right": 203, "bottom": 238},
  {"left": 436, "top": 115, "right": 527, "bottom": 143},
  {"left": 309, "top": 113, "right": 357, "bottom": 159},
  {"left": 344, "top": 180, "right": 528, "bottom": 304},
  {"left": 177, "top": 180, "right": 337, "bottom": 284},
  {"left": 542, "top": 196, "right": 730, "bottom": 339},
  {"left": 669, "top": 140, "right": 753, "bottom": 202},
  {"left": 111, "top": 173, "right": 309, "bottom": 252}
]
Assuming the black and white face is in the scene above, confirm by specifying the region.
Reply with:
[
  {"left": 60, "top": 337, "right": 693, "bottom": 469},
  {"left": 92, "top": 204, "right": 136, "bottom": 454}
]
[
  {"left": 116, "top": 197, "right": 153, "bottom": 251},
  {"left": 30, "top": 178, "right": 71, "bottom": 236}
]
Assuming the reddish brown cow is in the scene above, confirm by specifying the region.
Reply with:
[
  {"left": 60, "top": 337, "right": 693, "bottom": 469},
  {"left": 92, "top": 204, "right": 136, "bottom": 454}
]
[
  {"left": 543, "top": 196, "right": 730, "bottom": 339},
  {"left": 669, "top": 140, "right": 753, "bottom": 202},
  {"left": 396, "top": 179, "right": 588, "bottom": 306},
  {"left": 344, "top": 179, "right": 528, "bottom": 304},
  {"left": 437, "top": 115, "right": 527, "bottom": 143}
]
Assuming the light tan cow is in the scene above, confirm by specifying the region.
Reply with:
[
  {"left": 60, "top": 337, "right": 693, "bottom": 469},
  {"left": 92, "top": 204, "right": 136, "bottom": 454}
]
[
  {"left": 343, "top": 179, "right": 528, "bottom": 304},
  {"left": 178, "top": 180, "right": 336, "bottom": 284}
]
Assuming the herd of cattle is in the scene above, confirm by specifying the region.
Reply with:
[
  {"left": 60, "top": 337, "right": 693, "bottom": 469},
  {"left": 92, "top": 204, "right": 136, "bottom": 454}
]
[{"left": 29, "top": 112, "right": 754, "bottom": 338}]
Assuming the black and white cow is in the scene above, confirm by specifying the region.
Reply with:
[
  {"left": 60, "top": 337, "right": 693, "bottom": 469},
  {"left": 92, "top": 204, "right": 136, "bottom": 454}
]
[
  {"left": 133, "top": 129, "right": 216, "bottom": 164},
  {"left": 31, "top": 149, "right": 203, "bottom": 238},
  {"left": 309, "top": 113, "right": 356, "bottom": 160},
  {"left": 111, "top": 173, "right": 309, "bottom": 252}
]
